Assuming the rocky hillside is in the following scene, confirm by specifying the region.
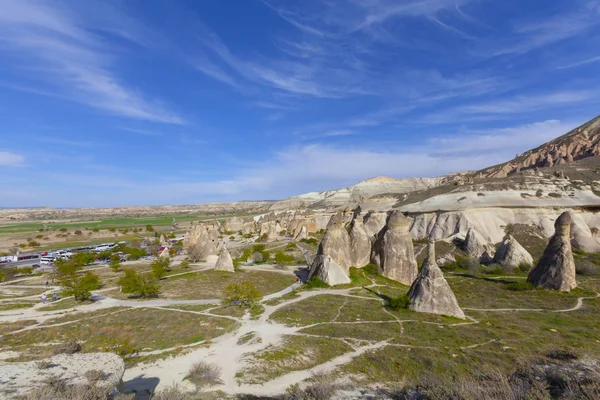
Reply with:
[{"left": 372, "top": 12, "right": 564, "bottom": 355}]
[
  {"left": 473, "top": 114, "right": 600, "bottom": 179},
  {"left": 269, "top": 176, "right": 440, "bottom": 211}
]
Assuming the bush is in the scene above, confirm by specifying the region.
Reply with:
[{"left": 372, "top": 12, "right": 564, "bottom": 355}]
[
  {"left": 516, "top": 263, "right": 533, "bottom": 274},
  {"left": 274, "top": 252, "right": 294, "bottom": 266},
  {"left": 286, "top": 242, "right": 297, "bottom": 250},
  {"left": 61, "top": 271, "right": 100, "bottom": 302},
  {"left": 506, "top": 281, "right": 535, "bottom": 291},
  {"left": 109, "top": 255, "right": 121, "bottom": 272},
  {"left": 146, "top": 224, "right": 154, "bottom": 232},
  {"left": 74, "top": 230, "right": 82, "bottom": 235},
  {"left": 151, "top": 257, "right": 171, "bottom": 279},
  {"left": 53, "top": 340, "right": 81, "bottom": 355},
  {"left": 483, "top": 264, "right": 505, "bottom": 275},
  {"left": 300, "top": 238, "right": 318, "bottom": 245},
  {"left": 304, "top": 277, "right": 328, "bottom": 289},
  {"left": 185, "top": 361, "right": 222, "bottom": 389},
  {"left": 180, "top": 258, "right": 190, "bottom": 268},
  {"left": 92, "top": 228, "right": 99, "bottom": 233},
  {"left": 387, "top": 293, "right": 411, "bottom": 309},
  {"left": 28, "top": 240, "right": 41, "bottom": 247},
  {"left": 223, "top": 282, "right": 262, "bottom": 308},
  {"left": 117, "top": 269, "right": 160, "bottom": 298},
  {"left": 71, "top": 252, "right": 95, "bottom": 267}
]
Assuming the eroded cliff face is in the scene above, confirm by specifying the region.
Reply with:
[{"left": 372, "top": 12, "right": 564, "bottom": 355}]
[{"left": 475, "top": 116, "right": 600, "bottom": 179}]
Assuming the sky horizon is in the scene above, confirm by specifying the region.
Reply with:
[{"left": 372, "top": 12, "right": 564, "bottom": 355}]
[{"left": 1, "top": 0, "right": 600, "bottom": 208}]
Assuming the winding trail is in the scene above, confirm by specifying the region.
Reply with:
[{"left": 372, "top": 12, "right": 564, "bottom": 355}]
[{"left": 0, "top": 268, "right": 598, "bottom": 398}]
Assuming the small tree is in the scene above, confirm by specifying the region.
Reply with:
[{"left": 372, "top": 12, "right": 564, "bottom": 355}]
[
  {"left": 110, "top": 254, "right": 121, "bottom": 272},
  {"left": 180, "top": 258, "right": 190, "bottom": 269},
  {"left": 71, "top": 252, "right": 95, "bottom": 267},
  {"left": 274, "top": 252, "right": 294, "bottom": 266},
  {"left": 146, "top": 224, "right": 154, "bottom": 232},
  {"left": 61, "top": 271, "right": 100, "bottom": 302},
  {"left": 223, "top": 282, "right": 262, "bottom": 308},
  {"left": 151, "top": 257, "right": 171, "bottom": 279},
  {"left": 117, "top": 268, "right": 159, "bottom": 298}
]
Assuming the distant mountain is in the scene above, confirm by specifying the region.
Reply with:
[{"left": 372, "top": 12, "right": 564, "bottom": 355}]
[
  {"left": 269, "top": 176, "right": 441, "bottom": 211},
  {"left": 271, "top": 115, "right": 600, "bottom": 212}
]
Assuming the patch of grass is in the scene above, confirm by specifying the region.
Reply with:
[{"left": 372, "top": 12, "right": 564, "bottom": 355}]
[
  {"left": 303, "top": 276, "right": 329, "bottom": 289},
  {"left": 0, "top": 301, "right": 36, "bottom": 311},
  {"left": 238, "top": 335, "right": 352, "bottom": 384},
  {"left": 0, "top": 319, "right": 37, "bottom": 335},
  {"left": 37, "top": 297, "right": 92, "bottom": 311},
  {"left": 161, "top": 304, "right": 214, "bottom": 312},
  {"left": 158, "top": 270, "right": 296, "bottom": 300},
  {"left": 3, "top": 307, "right": 239, "bottom": 364},
  {"left": 505, "top": 281, "right": 536, "bottom": 291}
]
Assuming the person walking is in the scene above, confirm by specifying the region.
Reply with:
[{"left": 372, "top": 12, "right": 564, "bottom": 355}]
[
  {"left": 41, "top": 293, "right": 47, "bottom": 304},
  {"left": 52, "top": 293, "right": 57, "bottom": 302},
  {"left": 45, "top": 281, "right": 49, "bottom": 288}
]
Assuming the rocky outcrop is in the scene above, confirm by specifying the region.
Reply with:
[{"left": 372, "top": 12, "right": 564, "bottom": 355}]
[
  {"left": 158, "top": 247, "right": 170, "bottom": 258},
  {"left": 464, "top": 228, "right": 494, "bottom": 263},
  {"left": 183, "top": 223, "right": 219, "bottom": 260},
  {"left": 259, "top": 221, "right": 282, "bottom": 241},
  {"left": 0, "top": 352, "right": 125, "bottom": 399},
  {"left": 318, "top": 212, "right": 353, "bottom": 271},
  {"left": 475, "top": 115, "right": 600, "bottom": 179},
  {"left": 159, "top": 234, "right": 169, "bottom": 246},
  {"left": 348, "top": 216, "right": 372, "bottom": 268},
  {"left": 493, "top": 235, "right": 533, "bottom": 272},
  {"left": 223, "top": 217, "right": 244, "bottom": 232},
  {"left": 307, "top": 254, "right": 351, "bottom": 285},
  {"left": 215, "top": 247, "right": 235, "bottom": 272},
  {"left": 241, "top": 221, "right": 256, "bottom": 235},
  {"left": 371, "top": 211, "right": 418, "bottom": 285},
  {"left": 362, "top": 211, "right": 388, "bottom": 237},
  {"left": 528, "top": 212, "right": 577, "bottom": 291},
  {"left": 408, "top": 241, "right": 465, "bottom": 319},
  {"left": 295, "top": 225, "right": 308, "bottom": 241}
]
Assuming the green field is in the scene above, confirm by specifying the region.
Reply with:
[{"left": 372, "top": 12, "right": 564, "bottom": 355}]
[{"left": 0, "top": 213, "right": 256, "bottom": 234}]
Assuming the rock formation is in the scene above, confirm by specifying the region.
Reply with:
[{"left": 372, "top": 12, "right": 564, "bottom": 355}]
[
  {"left": 241, "top": 220, "right": 256, "bottom": 235},
  {"left": 493, "top": 235, "right": 533, "bottom": 272},
  {"left": 371, "top": 211, "right": 418, "bottom": 285},
  {"left": 223, "top": 217, "right": 244, "bottom": 232},
  {"left": 408, "top": 241, "right": 465, "bottom": 319},
  {"left": 215, "top": 246, "right": 235, "bottom": 272},
  {"left": 259, "top": 220, "right": 282, "bottom": 241},
  {"left": 307, "top": 254, "right": 351, "bottom": 285},
  {"left": 464, "top": 227, "right": 494, "bottom": 263},
  {"left": 527, "top": 212, "right": 577, "bottom": 291},
  {"left": 318, "top": 211, "right": 353, "bottom": 271},
  {"left": 295, "top": 225, "right": 308, "bottom": 241},
  {"left": 348, "top": 216, "right": 372, "bottom": 268},
  {"left": 159, "top": 234, "right": 169, "bottom": 246},
  {"left": 183, "top": 223, "right": 219, "bottom": 260},
  {"left": 158, "top": 247, "right": 170, "bottom": 258},
  {"left": 0, "top": 352, "right": 125, "bottom": 399}
]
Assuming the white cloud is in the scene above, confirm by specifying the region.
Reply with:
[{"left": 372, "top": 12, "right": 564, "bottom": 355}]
[
  {"left": 0, "top": 0, "right": 184, "bottom": 124},
  {"left": 0, "top": 151, "right": 25, "bottom": 166}
]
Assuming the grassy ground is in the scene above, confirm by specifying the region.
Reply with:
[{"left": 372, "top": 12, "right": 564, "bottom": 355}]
[
  {"left": 237, "top": 335, "right": 352, "bottom": 385},
  {"left": 36, "top": 297, "right": 91, "bottom": 311},
  {"left": 154, "top": 270, "right": 296, "bottom": 300},
  {"left": 0, "top": 301, "right": 36, "bottom": 311},
  {"left": 0, "top": 287, "right": 49, "bottom": 300},
  {"left": 0, "top": 320, "right": 37, "bottom": 335},
  {"left": 2, "top": 307, "right": 239, "bottom": 364}
]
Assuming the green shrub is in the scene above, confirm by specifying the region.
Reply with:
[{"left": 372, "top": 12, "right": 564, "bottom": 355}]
[
  {"left": 505, "top": 281, "right": 535, "bottom": 291},
  {"left": 180, "top": 258, "right": 190, "bottom": 268},
  {"left": 109, "top": 254, "right": 121, "bottom": 272},
  {"left": 304, "top": 277, "right": 328, "bottom": 289},
  {"left": 286, "top": 242, "right": 297, "bottom": 250},
  {"left": 387, "top": 293, "right": 411, "bottom": 309},
  {"left": 515, "top": 263, "right": 533, "bottom": 274},
  {"left": 117, "top": 269, "right": 160, "bottom": 298},
  {"left": 483, "top": 265, "right": 505, "bottom": 275},
  {"left": 146, "top": 224, "right": 154, "bottom": 232},
  {"left": 151, "top": 257, "right": 171, "bottom": 279},
  {"left": 61, "top": 271, "right": 100, "bottom": 302},
  {"left": 223, "top": 282, "right": 262, "bottom": 308},
  {"left": 274, "top": 252, "right": 294, "bottom": 266},
  {"left": 300, "top": 238, "right": 318, "bottom": 245}
]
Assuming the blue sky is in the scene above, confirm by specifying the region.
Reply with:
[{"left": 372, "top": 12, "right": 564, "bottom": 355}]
[{"left": 1, "top": 0, "right": 600, "bottom": 207}]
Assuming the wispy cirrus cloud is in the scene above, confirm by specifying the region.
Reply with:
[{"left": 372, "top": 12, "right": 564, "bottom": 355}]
[
  {"left": 0, "top": 0, "right": 184, "bottom": 124},
  {"left": 0, "top": 151, "right": 25, "bottom": 167}
]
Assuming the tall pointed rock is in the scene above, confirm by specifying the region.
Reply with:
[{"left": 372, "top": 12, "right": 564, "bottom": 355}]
[
  {"left": 371, "top": 211, "right": 418, "bottom": 285},
  {"left": 214, "top": 247, "right": 235, "bottom": 272},
  {"left": 408, "top": 240, "right": 465, "bottom": 319},
  {"left": 527, "top": 212, "right": 577, "bottom": 291}
]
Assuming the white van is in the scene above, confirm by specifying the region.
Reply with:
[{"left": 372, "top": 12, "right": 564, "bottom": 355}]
[{"left": 40, "top": 256, "right": 55, "bottom": 265}]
